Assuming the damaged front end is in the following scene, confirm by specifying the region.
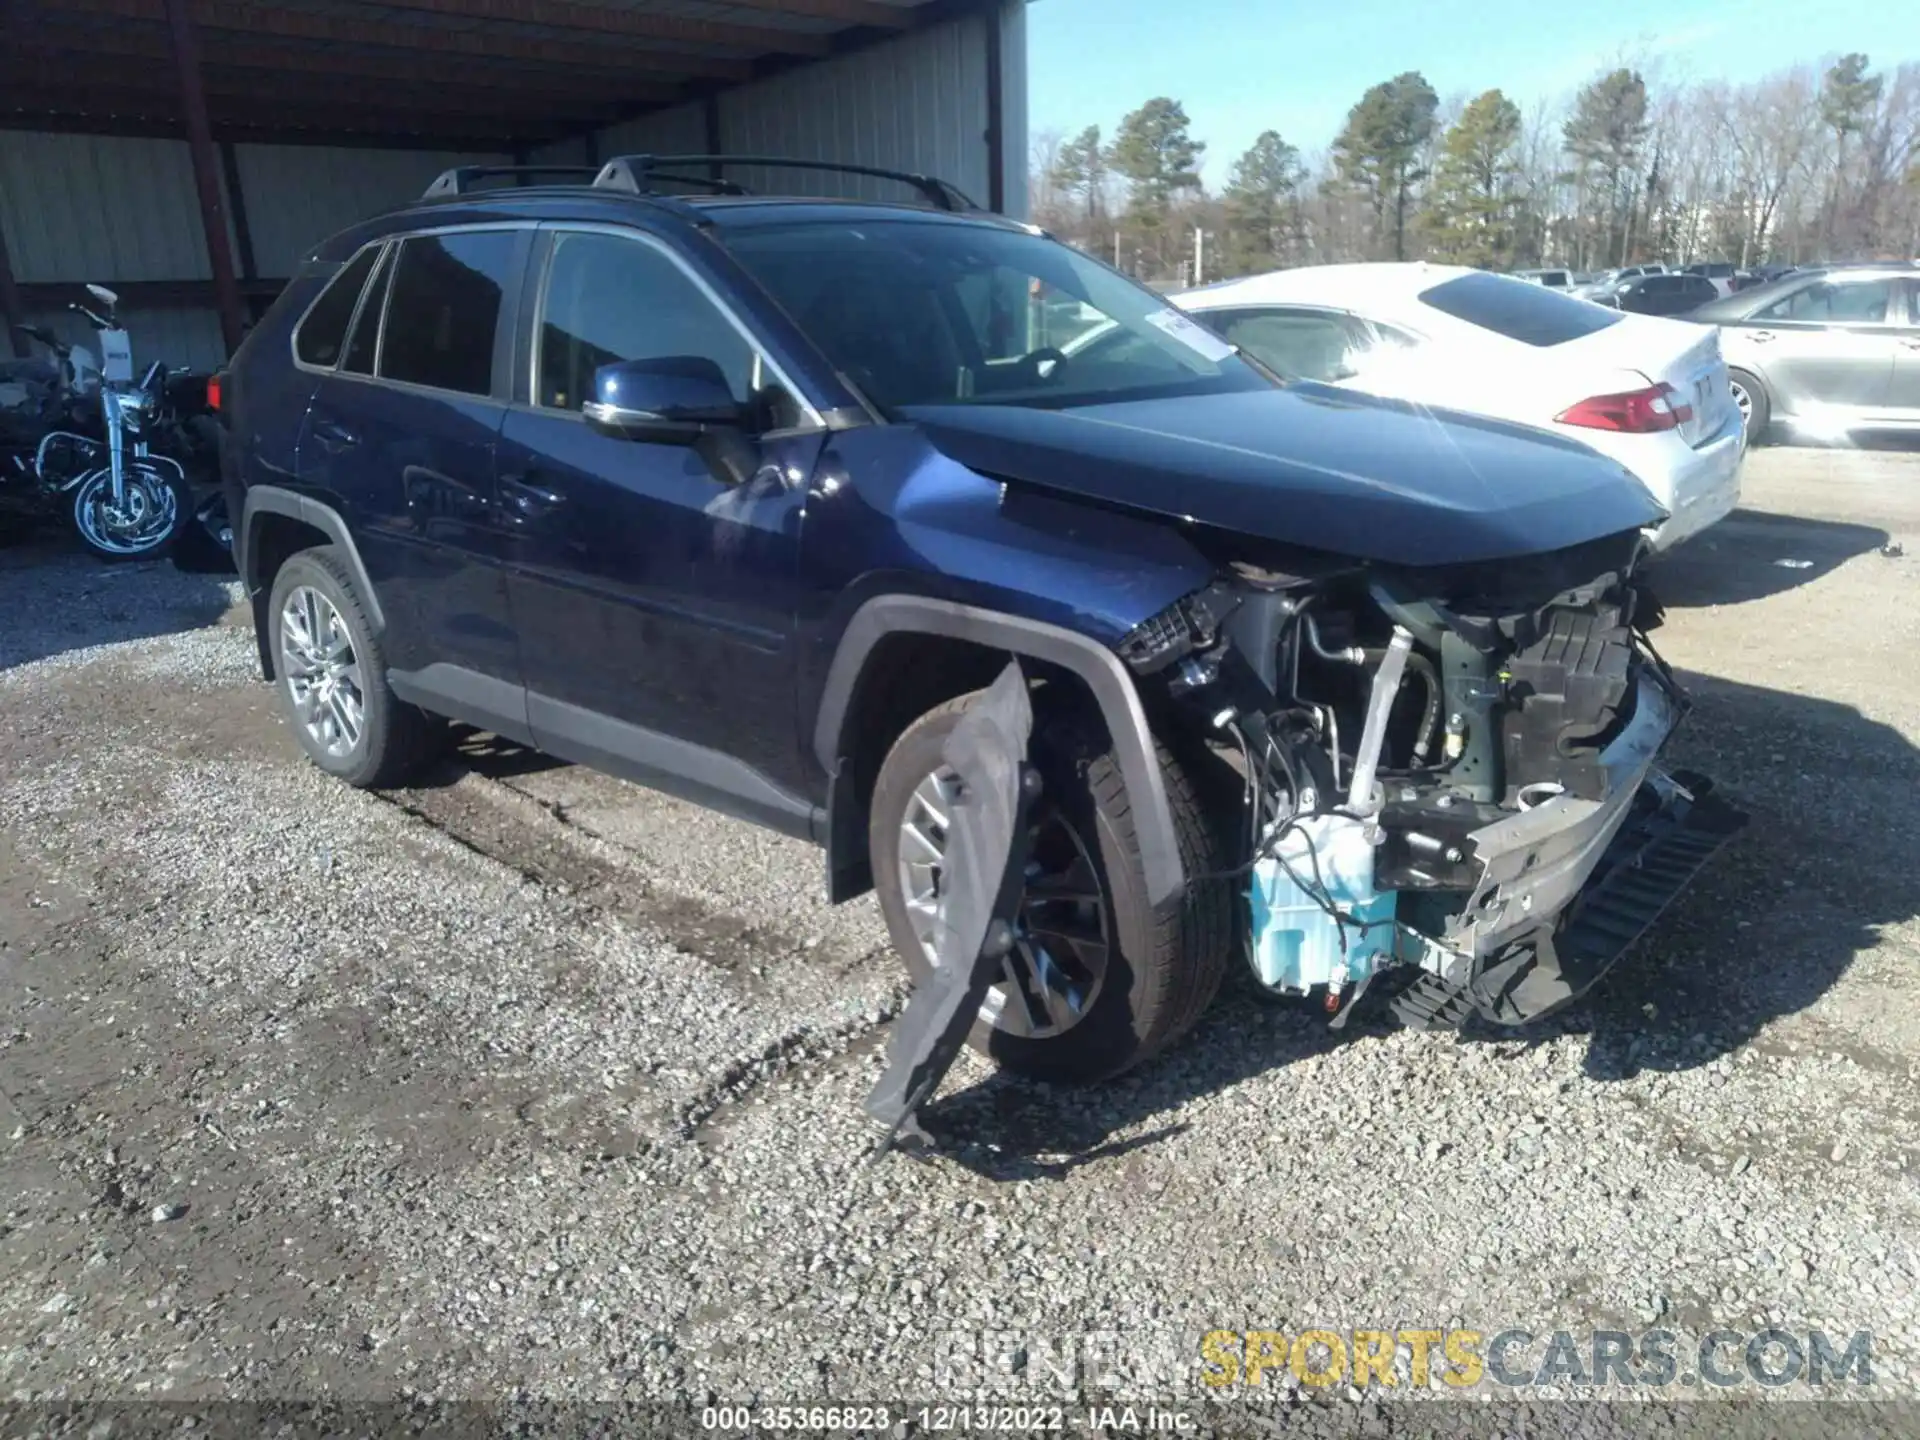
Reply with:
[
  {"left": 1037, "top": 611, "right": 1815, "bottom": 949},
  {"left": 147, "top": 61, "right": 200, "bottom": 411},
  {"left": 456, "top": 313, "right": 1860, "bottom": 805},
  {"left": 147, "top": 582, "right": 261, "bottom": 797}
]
[{"left": 1117, "top": 529, "right": 1746, "bottom": 1030}]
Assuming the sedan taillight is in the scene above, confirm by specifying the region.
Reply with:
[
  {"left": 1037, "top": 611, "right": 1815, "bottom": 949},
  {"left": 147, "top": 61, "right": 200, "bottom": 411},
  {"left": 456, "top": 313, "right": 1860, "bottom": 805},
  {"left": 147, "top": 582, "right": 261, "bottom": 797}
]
[{"left": 1556, "top": 381, "right": 1692, "bottom": 434}]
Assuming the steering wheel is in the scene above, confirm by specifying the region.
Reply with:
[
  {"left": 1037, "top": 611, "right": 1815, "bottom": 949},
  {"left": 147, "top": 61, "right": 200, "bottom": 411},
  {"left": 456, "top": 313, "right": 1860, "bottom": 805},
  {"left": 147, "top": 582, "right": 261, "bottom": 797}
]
[{"left": 1016, "top": 346, "right": 1071, "bottom": 386}]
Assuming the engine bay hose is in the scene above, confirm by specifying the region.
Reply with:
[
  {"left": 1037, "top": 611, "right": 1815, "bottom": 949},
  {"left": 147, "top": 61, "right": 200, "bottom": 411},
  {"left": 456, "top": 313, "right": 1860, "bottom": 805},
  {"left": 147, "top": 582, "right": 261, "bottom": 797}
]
[{"left": 1404, "top": 652, "right": 1442, "bottom": 763}]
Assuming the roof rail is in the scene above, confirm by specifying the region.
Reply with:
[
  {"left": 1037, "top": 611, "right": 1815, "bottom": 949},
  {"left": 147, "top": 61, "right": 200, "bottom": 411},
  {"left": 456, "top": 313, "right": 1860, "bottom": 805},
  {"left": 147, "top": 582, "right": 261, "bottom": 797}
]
[
  {"left": 591, "top": 155, "right": 978, "bottom": 212},
  {"left": 421, "top": 165, "right": 600, "bottom": 200}
]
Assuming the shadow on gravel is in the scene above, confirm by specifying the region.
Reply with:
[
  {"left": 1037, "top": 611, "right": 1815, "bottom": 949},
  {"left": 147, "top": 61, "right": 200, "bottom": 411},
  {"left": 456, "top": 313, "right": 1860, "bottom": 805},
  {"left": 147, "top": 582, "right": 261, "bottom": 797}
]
[
  {"left": 1656, "top": 507, "right": 1892, "bottom": 608},
  {"left": 1549, "top": 668, "right": 1920, "bottom": 1082},
  {"left": 409, "top": 727, "right": 568, "bottom": 788},
  {"left": 925, "top": 668, "right": 1919, "bottom": 1179},
  {"left": 0, "top": 541, "right": 238, "bottom": 671}
]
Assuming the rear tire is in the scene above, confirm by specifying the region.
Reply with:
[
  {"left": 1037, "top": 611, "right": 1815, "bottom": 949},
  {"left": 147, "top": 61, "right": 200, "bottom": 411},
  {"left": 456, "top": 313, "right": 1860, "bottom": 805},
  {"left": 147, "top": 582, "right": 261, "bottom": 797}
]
[
  {"left": 1728, "top": 368, "right": 1770, "bottom": 445},
  {"left": 267, "top": 546, "right": 443, "bottom": 788},
  {"left": 869, "top": 690, "right": 1231, "bottom": 1084}
]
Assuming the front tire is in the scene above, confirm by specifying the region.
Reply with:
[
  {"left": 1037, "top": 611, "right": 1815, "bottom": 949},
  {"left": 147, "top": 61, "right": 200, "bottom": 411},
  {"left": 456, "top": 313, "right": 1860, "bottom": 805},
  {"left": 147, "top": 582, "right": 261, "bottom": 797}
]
[
  {"left": 267, "top": 547, "right": 442, "bottom": 788},
  {"left": 69, "top": 461, "right": 190, "bottom": 561},
  {"left": 869, "top": 691, "right": 1231, "bottom": 1084}
]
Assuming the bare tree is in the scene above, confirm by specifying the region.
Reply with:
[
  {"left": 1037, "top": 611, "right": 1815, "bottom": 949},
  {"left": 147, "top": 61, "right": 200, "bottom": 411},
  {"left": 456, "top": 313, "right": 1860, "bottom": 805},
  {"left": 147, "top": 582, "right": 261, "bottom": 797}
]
[
  {"left": 1714, "top": 68, "right": 1821, "bottom": 264},
  {"left": 1029, "top": 128, "right": 1067, "bottom": 231}
]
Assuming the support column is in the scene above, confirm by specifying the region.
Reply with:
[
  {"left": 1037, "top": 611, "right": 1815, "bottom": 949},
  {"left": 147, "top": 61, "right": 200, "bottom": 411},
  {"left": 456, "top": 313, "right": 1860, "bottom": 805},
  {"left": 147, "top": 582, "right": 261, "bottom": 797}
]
[
  {"left": 703, "top": 92, "right": 723, "bottom": 182},
  {"left": 983, "top": 5, "right": 1005, "bottom": 213},
  {"left": 0, "top": 218, "right": 25, "bottom": 359},
  {"left": 217, "top": 142, "right": 257, "bottom": 280},
  {"left": 163, "top": 0, "right": 246, "bottom": 355}
]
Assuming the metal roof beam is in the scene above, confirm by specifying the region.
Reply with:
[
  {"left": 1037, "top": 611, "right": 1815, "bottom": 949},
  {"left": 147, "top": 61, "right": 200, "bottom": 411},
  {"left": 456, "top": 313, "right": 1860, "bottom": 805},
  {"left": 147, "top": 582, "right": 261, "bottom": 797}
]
[
  {"left": 687, "top": 0, "right": 913, "bottom": 27},
  {"left": 0, "top": 111, "right": 520, "bottom": 150},
  {"left": 0, "top": 62, "right": 625, "bottom": 123},
  {"left": 1, "top": 92, "right": 535, "bottom": 146},
  {"left": 9, "top": 28, "right": 684, "bottom": 100},
  {"left": 43, "top": 0, "right": 756, "bottom": 80},
  {"left": 366, "top": 0, "right": 833, "bottom": 57}
]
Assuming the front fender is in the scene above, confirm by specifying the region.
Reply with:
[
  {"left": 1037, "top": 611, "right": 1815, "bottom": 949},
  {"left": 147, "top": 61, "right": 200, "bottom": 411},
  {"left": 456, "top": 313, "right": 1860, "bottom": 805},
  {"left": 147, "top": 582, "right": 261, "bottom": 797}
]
[
  {"left": 815, "top": 596, "right": 1187, "bottom": 910},
  {"left": 800, "top": 427, "right": 1214, "bottom": 910}
]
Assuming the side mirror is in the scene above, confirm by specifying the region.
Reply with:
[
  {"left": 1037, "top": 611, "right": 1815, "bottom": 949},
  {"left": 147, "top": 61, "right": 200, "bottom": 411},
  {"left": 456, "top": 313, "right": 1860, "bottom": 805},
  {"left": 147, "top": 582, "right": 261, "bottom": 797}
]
[{"left": 583, "top": 356, "right": 743, "bottom": 444}]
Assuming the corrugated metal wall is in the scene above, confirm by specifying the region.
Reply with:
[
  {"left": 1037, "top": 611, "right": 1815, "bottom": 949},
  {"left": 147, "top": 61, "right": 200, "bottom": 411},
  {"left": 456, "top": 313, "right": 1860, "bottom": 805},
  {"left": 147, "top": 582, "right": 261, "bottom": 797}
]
[
  {"left": 0, "top": 1, "right": 1026, "bottom": 371},
  {"left": 529, "top": 102, "right": 709, "bottom": 170},
  {"left": 1, "top": 133, "right": 215, "bottom": 283},
  {"left": 235, "top": 145, "right": 510, "bottom": 275},
  {"left": 534, "top": 3, "right": 1028, "bottom": 215},
  {"left": 1, "top": 133, "right": 507, "bottom": 368},
  {"left": 721, "top": 18, "right": 989, "bottom": 204}
]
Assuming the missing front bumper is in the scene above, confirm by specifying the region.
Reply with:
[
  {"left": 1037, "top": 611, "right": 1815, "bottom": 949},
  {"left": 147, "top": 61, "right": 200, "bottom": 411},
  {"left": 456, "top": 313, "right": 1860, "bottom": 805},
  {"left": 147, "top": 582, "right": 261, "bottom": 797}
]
[{"left": 1390, "top": 769, "right": 1747, "bottom": 1030}]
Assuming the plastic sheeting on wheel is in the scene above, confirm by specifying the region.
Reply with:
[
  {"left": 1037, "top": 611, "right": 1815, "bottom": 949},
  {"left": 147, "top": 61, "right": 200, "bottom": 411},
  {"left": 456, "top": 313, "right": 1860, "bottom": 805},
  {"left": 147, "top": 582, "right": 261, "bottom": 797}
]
[{"left": 864, "top": 661, "right": 1036, "bottom": 1155}]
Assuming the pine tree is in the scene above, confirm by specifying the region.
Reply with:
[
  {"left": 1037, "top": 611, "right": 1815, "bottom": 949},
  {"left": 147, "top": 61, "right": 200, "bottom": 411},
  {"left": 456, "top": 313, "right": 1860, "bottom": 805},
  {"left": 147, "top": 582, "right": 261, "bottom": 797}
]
[
  {"left": 1819, "top": 53, "right": 1882, "bottom": 254},
  {"left": 1422, "top": 89, "right": 1522, "bottom": 268},
  {"left": 1109, "top": 98, "right": 1206, "bottom": 274},
  {"left": 1048, "top": 125, "right": 1109, "bottom": 226},
  {"left": 1563, "top": 69, "right": 1650, "bottom": 266},
  {"left": 1221, "top": 130, "right": 1304, "bottom": 275},
  {"left": 1332, "top": 73, "right": 1440, "bottom": 260}
]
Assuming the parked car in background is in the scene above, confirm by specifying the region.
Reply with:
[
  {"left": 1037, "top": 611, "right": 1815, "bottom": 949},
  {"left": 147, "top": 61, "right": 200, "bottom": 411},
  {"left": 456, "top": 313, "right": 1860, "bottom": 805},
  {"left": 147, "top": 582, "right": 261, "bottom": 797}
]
[
  {"left": 1730, "top": 263, "right": 1800, "bottom": 293},
  {"left": 1691, "top": 264, "right": 1920, "bottom": 440},
  {"left": 1173, "top": 263, "right": 1743, "bottom": 551},
  {"left": 1515, "top": 268, "right": 1574, "bottom": 289},
  {"left": 1682, "top": 262, "right": 1739, "bottom": 298},
  {"left": 1573, "top": 264, "right": 1667, "bottom": 302},
  {"left": 1603, "top": 272, "right": 1721, "bottom": 317}
]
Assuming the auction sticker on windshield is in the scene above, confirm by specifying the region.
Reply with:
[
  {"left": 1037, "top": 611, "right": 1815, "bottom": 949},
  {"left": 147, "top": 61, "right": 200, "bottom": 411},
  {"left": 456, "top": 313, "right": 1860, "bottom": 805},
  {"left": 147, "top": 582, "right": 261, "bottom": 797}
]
[{"left": 1145, "top": 309, "right": 1235, "bottom": 363}]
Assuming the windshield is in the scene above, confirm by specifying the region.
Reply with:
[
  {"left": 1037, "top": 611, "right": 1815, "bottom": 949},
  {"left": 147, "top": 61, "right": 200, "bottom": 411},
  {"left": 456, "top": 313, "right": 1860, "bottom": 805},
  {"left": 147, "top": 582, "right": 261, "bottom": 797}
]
[{"left": 720, "top": 218, "right": 1274, "bottom": 412}]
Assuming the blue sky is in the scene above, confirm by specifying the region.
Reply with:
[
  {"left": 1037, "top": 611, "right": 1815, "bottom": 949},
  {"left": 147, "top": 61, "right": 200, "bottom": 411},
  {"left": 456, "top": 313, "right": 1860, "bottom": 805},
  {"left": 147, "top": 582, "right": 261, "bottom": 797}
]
[{"left": 1027, "top": 0, "right": 1920, "bottom": 184}]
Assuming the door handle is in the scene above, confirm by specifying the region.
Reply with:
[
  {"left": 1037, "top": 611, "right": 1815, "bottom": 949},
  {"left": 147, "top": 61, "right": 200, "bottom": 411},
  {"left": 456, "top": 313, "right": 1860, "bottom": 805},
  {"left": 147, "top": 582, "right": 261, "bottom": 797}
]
[
  {"left": 1747, "top": 330, "right": 1775, "bottom": 344},
  {"left": 499, "top": 474, "right": 565, "bottom": 521},
  {"left": 310, "top": 417, "right": 359, "bottom": 451},
  {"left": 1900, "top": 337, "right": 1920, "bottom": 351}
]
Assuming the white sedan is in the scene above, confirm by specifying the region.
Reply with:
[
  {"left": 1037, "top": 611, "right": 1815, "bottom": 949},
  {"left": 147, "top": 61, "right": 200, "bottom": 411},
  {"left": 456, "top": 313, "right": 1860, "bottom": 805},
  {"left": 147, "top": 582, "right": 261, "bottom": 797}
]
[{"left": 1166, "top": 263, "right": 1745, "bottom": 552}]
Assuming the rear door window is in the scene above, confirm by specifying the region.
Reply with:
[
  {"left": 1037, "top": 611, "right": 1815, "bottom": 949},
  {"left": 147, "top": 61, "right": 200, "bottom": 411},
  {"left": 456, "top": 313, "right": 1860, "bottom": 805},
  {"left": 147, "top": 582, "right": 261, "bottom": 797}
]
[
  {"left": 1417, "top": 271, "right": 1621, "bottom": 346},
  {"left": 377, "top": 231, "right": 520, "bottom": 396},
  {"left": 1756, "top": 278, "right": 1894, "bottom": 325},
  {"left": 293, "top": 245, "right": 380, "bottom": 368}
]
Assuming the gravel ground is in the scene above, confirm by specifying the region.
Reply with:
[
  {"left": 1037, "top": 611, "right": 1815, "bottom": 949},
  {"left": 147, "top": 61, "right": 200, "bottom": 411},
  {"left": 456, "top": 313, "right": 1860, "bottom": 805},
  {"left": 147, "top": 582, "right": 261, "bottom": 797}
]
[{"left": 3, "top": 445, "right": 1920, "bottom": 1429}]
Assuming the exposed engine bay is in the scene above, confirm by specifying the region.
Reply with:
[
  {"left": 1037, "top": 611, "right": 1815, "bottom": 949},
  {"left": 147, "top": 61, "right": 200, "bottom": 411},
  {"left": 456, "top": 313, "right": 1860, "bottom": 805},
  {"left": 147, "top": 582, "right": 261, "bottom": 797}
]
[{"left": 1114, "top": 531, "right": 1747, "bottom": 1030}]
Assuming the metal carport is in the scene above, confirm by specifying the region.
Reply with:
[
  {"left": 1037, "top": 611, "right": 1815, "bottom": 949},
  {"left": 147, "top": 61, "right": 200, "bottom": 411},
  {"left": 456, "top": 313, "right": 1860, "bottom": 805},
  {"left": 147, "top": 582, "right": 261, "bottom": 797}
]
[{"left": 0, "top": 0, "right": 1027, "bottom": 367}]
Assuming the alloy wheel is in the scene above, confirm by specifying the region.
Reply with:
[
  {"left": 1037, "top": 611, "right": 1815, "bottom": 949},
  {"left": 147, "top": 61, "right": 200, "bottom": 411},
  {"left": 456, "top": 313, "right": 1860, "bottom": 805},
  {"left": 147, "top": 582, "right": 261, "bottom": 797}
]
[
  {"left": 71, "top": 466, "right": 178, "bottom": 555},
  {"left": 1730, "top": 377, "right": 1753, "bottom": 427},
  {"left": 896, "top": 766, "right": 1111, "bottom": 1039},
  {"left": 279, "top": 586, "right": 365, "bottom": 759}
]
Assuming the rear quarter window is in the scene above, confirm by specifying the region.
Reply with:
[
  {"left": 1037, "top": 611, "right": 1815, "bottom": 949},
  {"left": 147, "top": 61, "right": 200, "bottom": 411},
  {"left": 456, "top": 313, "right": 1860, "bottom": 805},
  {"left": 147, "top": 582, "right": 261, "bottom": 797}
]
[
  {"left": 292, "top": 246, "right": 379, "bottom": 368},
  {"left": 1418, "top": 271, "right": 1622, "bottom": 347}
]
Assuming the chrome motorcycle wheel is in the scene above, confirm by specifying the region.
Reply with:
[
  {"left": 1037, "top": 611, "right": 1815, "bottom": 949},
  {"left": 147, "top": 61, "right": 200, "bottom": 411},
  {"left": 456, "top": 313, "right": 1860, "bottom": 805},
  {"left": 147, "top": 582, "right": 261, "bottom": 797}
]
[{"left": 69, "top": 461, "right": 188, "bottom": 559}]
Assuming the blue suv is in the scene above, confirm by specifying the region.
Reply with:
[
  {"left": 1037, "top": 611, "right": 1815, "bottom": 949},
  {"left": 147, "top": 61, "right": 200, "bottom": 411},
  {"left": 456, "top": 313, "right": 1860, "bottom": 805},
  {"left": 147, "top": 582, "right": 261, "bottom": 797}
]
[{"left": 221, "top": 156, "right": 1740, "bottom": 1083}]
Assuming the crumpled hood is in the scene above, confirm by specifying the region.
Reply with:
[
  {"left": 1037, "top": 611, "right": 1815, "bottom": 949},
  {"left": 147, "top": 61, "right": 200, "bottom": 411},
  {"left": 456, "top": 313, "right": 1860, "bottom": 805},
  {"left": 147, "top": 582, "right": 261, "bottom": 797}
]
[{"left": 901, "top": 384, "right": 1667, "bottom": 566}]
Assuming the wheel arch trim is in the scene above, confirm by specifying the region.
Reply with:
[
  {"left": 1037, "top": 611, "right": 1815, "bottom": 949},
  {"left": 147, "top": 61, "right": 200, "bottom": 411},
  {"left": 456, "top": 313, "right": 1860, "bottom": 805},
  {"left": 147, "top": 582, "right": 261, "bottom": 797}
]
[
  {"left": 239, "top": 485, "right": 384, "bottom": 634},
  {"left": 814, "top": 595, "right": 1184, "bottom": 909}
]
